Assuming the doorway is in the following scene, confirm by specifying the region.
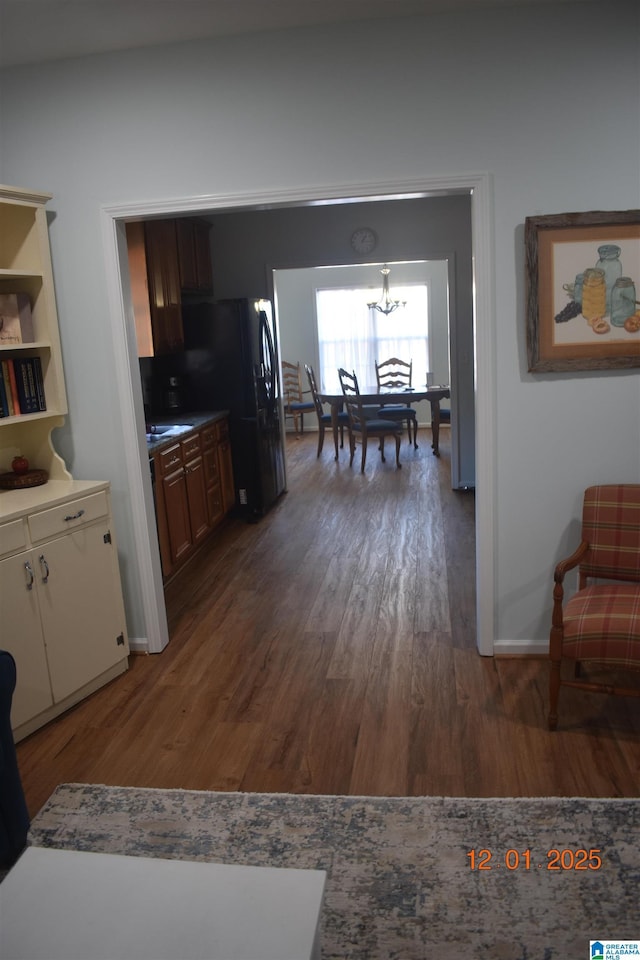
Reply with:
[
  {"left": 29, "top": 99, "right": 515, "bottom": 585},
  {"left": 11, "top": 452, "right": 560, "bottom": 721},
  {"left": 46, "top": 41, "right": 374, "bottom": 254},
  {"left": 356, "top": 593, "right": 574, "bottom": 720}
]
[
  {"left": 101, "top": 174, "right": 495, "bottom": 656},
  {"left": 273, "top": 259, "right": 452, "bottom": 475}
]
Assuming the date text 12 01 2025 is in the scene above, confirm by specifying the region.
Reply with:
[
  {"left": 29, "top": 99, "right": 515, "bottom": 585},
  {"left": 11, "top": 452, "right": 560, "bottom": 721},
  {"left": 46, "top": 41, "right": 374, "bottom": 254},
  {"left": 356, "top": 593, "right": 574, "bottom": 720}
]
[{"left": 466, "top": 848, "right": 603, "bottom": 871}]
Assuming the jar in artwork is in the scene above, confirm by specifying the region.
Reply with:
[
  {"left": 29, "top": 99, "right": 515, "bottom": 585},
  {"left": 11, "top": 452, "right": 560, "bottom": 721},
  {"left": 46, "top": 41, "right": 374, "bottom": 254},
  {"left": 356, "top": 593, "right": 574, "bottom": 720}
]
[
  {"left": 581, "top": 268, "right": 606, "bottom": 322},
  {"left": 574, "top": 272, "right": 584, "bottom": 306},
  {"left": 610, "top": 277, "right": 636, "bottom": 327},
  {"left": 595, "top": 244, "right": 622, "bottom": 315}
]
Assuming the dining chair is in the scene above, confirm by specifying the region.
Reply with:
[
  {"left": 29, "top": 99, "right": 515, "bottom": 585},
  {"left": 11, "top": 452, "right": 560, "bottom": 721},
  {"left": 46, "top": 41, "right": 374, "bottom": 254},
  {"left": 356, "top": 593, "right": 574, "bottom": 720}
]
[
  {"left": 338, "top": 368, "right": 402, "bottom": 473},
  {"left": 548, "top": 484, "right": 640, "bottom": 730},
  {"left": 282, "top": 360, "right": 315, "bottom": 436},
  {"left": 304, "top": 363, "right": 348, "bottom": 459},
  {"left": 375, "top": 357, "right": 418, "bottom": 448}
]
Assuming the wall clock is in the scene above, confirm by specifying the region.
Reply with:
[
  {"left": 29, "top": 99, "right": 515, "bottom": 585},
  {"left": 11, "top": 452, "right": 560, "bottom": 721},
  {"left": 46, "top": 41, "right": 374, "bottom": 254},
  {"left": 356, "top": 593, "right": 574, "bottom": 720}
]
[{"left": 350, "top": 227, "right": 377, "bottom": 255}]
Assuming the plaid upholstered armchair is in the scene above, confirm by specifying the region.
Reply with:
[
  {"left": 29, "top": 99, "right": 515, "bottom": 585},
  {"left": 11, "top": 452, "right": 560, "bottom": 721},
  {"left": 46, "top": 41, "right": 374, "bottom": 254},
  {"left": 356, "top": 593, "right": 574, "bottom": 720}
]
[{"left": 548, "top": 484, "right": 640, "bottom": 730}]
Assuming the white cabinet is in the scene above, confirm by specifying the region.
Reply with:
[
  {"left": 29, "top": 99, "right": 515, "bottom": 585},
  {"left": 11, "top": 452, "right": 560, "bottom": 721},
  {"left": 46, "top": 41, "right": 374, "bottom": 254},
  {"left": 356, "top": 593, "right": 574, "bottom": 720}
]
[
  {"left": 0, "top": 485, "right": 129, "bottom": 741},
  {"left": 0, "top": 536, "right": 53, "bottom": 728},
  {"left": 0, "top": 184, "right": 130, "bottom": 740}
]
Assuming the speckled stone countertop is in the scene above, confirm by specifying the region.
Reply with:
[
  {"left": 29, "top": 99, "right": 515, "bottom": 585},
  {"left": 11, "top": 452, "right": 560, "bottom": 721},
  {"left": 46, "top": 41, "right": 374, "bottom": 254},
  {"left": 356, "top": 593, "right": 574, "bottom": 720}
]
[{"left": 146, "top": 411, "right": 229, "bottom": 455}]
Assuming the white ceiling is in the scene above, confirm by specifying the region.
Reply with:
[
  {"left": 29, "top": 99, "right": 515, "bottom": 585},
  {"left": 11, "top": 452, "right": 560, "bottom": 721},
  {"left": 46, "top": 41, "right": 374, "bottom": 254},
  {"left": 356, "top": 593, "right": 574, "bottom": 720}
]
[{"left": 0, "top": 0, "right": 593, "bottom": 68}]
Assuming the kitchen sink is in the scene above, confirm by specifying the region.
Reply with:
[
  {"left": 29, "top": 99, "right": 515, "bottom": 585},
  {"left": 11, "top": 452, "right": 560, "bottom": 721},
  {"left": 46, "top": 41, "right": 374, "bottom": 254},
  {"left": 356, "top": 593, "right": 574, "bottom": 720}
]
[{"left": 146, "top": 424, "right": 193, "bottom": 442}]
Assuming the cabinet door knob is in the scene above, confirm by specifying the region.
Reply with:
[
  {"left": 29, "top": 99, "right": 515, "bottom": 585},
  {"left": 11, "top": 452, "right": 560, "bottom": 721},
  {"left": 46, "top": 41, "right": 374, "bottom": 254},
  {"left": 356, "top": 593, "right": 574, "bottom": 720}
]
[
  {"left": 39, "top": 553, "right": 50, "bottom": 583},
  {"left": 24, "top": 560, "right": 35, "bottom": 591}
]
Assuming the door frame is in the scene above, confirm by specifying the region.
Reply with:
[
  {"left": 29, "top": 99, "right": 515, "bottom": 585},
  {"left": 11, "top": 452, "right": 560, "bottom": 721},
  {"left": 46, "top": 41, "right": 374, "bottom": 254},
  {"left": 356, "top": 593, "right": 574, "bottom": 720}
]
[{"left": 100, "top": 173, "right": 495, "bottom": 655}]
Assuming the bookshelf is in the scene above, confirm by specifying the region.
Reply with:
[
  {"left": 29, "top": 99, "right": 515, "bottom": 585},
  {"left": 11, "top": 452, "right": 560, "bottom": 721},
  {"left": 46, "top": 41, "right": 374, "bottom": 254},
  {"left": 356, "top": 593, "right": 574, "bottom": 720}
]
[
  {"left": 0, "top": 185, "right": 69, "bottom": 479},
  {"left": 0, "top": 185, "right": 130, "bottom": 740}
]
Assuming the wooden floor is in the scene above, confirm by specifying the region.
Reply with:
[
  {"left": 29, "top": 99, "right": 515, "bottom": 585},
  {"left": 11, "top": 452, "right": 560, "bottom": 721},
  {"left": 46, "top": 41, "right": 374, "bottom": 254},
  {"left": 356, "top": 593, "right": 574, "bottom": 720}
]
[{"left": 16, "top": 428, "right": 640, "bottom": 818}]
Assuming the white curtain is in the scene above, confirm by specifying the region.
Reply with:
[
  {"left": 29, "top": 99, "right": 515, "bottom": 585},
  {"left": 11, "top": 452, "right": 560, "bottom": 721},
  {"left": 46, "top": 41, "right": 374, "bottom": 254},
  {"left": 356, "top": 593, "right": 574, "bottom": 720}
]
[{"left": 316, "top": 284, "right": 429, "bottom": 392}]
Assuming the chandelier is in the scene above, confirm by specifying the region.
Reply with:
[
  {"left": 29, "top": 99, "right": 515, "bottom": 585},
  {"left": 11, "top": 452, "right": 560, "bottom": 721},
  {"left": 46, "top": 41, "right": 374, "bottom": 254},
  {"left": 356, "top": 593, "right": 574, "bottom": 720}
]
[{"left": 367, "top": 265, "right": 406, "bottom": 315}]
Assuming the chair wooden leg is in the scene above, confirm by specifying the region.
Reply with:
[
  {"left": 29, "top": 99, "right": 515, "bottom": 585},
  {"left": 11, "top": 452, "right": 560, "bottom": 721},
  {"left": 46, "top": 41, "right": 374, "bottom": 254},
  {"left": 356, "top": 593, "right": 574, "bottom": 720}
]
[
  {"left": 394, "top": 434, "right": 402, "bottom": 469},
  {"left": 379, "top": 439, "right": 385, "bottom": 463},
  {"left": 361, "top": 439, "right": 368, "bottom": 472},
  {"left": 317, "top": 423, "right": 324, "bottom": 458},
  {"left": 411, "top": 417, "right": 418, "bottom": 449},
  {"left": 548, "top": 659, "right": 561, "bottom": 730},
  {"left": 349, "top": 434, "right": 356, "bottom": 467}
]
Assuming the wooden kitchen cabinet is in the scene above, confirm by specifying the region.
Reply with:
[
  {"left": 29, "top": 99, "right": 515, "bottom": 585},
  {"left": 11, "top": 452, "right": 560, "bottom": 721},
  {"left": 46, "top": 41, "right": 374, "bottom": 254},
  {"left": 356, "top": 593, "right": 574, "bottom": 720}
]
[
  {"left": 0, "top": 486, "right": 130, "bottom": 741},
  {"left": 182, "top": 433, "right": 209, "bottom": 546},
  {"left": 151, "top": 416, "right": 234, "bottom": 582},
  {"left": 126, "top": 216, "right": 213, "bottom": 358},
  {"left": 176, "top": 218, "right": 213, "bottom": 292},
  {"left": 157, "top": 443, "right": 191, "bottom": 574},
  {"left": 126, "top": 219, "right": 183, "bottom": 357}
]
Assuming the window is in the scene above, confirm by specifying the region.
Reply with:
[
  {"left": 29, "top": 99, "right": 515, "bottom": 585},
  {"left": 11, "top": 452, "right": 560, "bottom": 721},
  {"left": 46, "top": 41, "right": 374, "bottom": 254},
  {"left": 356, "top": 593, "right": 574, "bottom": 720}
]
[{"left": 315, "top": 283, "right": 429, "bottom": 392}]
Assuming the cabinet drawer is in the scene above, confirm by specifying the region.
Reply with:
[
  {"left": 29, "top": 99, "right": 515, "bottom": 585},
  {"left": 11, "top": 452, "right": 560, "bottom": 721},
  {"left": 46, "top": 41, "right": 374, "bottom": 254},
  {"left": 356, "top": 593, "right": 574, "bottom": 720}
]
[
  {"left": 158, "top": 443, "right": 183, "bottom": 476},
  {"left": 181, "top": 433, "right": 201, "bottom": 461},
  {"left": 201, "top": 425, "right": 217, "bottom": 449},
  {"left": 28, "top": 491, "right": 109, "bottom": 543},
  {"left": 0, "top": 518, "right": 28, "bottom": 559}
]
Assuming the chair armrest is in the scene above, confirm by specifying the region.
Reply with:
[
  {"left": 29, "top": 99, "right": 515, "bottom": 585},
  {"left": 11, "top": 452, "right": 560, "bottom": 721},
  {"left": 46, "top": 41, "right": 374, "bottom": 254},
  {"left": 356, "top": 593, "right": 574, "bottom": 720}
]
[
  {"left": 553, "top": 540, "right": 589, "bottom": 585},
  {"left": 550, "top": 541, "right": 590, "bottom": 654}
]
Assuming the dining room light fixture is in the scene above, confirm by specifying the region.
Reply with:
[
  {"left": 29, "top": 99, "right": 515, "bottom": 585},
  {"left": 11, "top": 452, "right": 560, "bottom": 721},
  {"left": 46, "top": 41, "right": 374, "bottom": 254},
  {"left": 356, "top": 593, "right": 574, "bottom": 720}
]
[{"left": 367, "top": 265, "right": 406, "bottom": 315}]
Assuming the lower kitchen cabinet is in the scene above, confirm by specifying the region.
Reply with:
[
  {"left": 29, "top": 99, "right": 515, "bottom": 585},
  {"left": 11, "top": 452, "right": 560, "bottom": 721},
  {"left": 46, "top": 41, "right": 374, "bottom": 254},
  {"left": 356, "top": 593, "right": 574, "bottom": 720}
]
[
  {"left": 0, "top": 482, "right": 130, "bottom": 741},
  {"left": 152, "top": 415, "right": 234, "bottom": 581},
  {"left": 161, "top": 465, "right": 192, "bottom": 568}
]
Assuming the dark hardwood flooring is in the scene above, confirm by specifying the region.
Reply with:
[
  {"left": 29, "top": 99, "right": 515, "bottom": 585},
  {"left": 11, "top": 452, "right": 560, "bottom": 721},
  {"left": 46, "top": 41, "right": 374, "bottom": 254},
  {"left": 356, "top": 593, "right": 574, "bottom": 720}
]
[{"left": 16, "top": 428, "right": 640, "bottom": 818}]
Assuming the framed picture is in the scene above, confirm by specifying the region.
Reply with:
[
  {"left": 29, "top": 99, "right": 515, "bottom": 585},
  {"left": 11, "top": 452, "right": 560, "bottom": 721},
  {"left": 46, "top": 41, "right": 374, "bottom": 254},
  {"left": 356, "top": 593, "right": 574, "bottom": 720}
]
[{"left": 525, "top": 210, "right": 640, "bottom": 372}]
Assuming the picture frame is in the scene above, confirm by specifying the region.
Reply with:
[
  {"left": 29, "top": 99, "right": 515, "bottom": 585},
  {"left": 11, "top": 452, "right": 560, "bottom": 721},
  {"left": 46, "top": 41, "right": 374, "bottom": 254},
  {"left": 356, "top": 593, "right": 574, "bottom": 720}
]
[{"left": 525, "top": 210, "right": 640, "bottom": 372}]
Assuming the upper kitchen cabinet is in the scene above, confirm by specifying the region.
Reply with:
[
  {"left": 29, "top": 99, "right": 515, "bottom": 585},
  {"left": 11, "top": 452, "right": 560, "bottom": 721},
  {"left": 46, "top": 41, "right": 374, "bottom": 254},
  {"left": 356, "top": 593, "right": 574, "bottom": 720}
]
[
  {"left": 126, "top": 217, "right": 214, "bottom": 357},
  {"left": 176, "top": 218, "right": 213, "bottom": 293},
  {"left": 126, "top": 219, "right": 183, "bottom": 357}
]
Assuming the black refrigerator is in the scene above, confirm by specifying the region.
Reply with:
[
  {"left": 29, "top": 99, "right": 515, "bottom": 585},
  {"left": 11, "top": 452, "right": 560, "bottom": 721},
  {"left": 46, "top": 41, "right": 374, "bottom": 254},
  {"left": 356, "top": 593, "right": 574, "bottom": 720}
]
[{"left": 183, "top": 297, "right": 286, "bottom": 520}]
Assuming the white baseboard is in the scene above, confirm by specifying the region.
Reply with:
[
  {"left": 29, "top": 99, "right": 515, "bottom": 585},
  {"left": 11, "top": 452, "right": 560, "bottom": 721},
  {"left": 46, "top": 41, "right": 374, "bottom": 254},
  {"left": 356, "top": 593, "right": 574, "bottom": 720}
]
[
  {"left": 493, "top": 637, "right": 549, "bottom": 656},
  {"left": 128, "top": 636, "right": 149, "bottom": 653}
]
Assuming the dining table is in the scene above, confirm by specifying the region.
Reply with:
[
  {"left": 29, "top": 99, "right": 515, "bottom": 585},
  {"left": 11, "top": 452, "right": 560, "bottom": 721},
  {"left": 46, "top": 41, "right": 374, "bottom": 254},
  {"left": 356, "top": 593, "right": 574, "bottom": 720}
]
[{"left": 318, "top": 384, "right": 451, "bottom": 460}]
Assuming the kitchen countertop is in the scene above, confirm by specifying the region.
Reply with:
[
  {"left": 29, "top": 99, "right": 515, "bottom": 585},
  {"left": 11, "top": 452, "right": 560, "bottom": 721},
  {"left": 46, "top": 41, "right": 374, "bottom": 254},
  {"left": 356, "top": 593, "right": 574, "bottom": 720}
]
[{"left": 146, "top": 411, "right": 229, "bottom": 455}]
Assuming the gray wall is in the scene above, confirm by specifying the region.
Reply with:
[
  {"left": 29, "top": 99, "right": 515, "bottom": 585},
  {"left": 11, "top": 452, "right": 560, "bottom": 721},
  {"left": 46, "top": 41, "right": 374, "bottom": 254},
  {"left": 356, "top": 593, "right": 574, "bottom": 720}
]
[{"left": 0, "top": 1, "right": 638, "bottom": 651}]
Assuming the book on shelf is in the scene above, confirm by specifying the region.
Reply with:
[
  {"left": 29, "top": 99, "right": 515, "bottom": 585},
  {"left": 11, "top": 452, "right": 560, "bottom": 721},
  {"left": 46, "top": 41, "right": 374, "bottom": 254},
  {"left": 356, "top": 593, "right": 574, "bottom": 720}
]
[
  {"left": 15, "top": 358, "right": 40, "bottom": 414},
  {"left": 0, "top": 357, "right": 46, "bottom": 415},
  {"left": 6, "top": 359, "right": 20, "bottom": 415},
  {"left": 0, "top": 293, "right": 34, "bottom": 345},
  {"left": 32, "top": 355, "right": 47, "bottom": 411},
  {"left": 0, "top": 366, "right": 8, "bottom": 417},
  {"left": 1, "top": 361, "right": 14, "bottom": 415}
]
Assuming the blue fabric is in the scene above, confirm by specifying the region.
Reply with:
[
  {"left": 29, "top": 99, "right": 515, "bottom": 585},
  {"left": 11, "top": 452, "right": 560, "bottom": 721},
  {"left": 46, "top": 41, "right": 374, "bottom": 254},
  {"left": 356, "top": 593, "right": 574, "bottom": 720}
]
[
  {"left": 377, "top": 405, "right": 414, "bottom": 416},
  {"left": 353, "top": 419, "right": 402, "bottom": 432},
  {"left": 320, "top": 412, "right": 349, "bottom": 425},
  {"left": 287, "top": 401, "right": 315, "bottom": 412},
  {"left": 0, "top": 650, "right": 30, "bottom": 867}
]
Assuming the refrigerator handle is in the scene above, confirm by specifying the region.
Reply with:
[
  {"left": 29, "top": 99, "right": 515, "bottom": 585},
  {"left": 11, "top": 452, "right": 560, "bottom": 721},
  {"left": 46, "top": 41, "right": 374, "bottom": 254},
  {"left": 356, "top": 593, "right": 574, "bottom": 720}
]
[{"left": 259, "top": 309, "right": 277, "bottom": 412}]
